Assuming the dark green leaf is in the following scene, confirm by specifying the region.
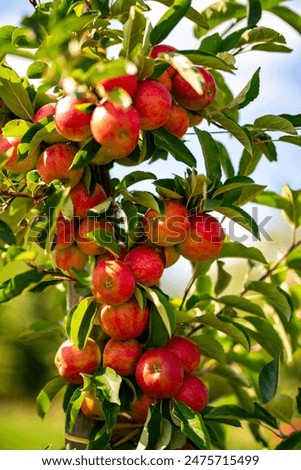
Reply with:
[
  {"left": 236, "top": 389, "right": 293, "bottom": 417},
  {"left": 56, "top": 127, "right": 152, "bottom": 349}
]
[
  {"left": 0, "top": 220, "right": 16, "bottom": 246},
  {"left": 242, "top": 316, "right": 283, "bottom": 358},
  {"left": 71, "top": 139, "right": 100, "bottom": 169},
  {"left": 117, "top": 171, "right": 156, "bottom": 190},
  {"left": 248, "top": 0, "right": 262, "bottom": 27},
  {"left": 150, "top": 0, "right": 191, "bottom": 45},
  {"left": 253, "top": 115, "right": 297, "bottom": 135},
  {"left": 0, "top": 270, "right": 46, "bottom": 304},
  {"left": 215, "top": 261, "right": 232, "bottom": 296},
  {"left": 173, "top": 402, "right": 211, "bottom": 450},
  {"left": 225, "top": 68, "right": 260, "bottom": 111},
  {"left": 215, "top": 203, "right": 260, "bottom": 239},
  {"left": 36, "top": 376, "right": 66, "bottom": 420},
  {"left": 268, "top": 5, "right": 301, "bottom": 35},
  {"left": 87, "top": 228, "right": 120, "bottom": 257},
  {"left": 153, "top": 127, "right": 196, "bottom": 167},
  {"left": 190, "top": 334, "right": 225, "bottom": 362},
  {"left": 194, "top": 129, "right": 221, "bottom": 186},
  {"left": 275, "top": 431, "right": 301, "bottom": 450},
  {"left": 66, "top": 297, "right": 98, "bottom": 349},
  {"left": 143, "top": 286, "right": 176, "bottom": 338},
  {"left": 27, "top": 61, "right": 49, "bottom": 79},
  {"left": 258, "top": 357, "right": 279, "bottom": 403}
]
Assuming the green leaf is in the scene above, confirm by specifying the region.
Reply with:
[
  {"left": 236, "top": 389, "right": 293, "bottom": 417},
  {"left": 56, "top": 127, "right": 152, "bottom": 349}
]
[
  {"left": 213, "top": 113, "right": 253, "bottom": 155},
  {"left": 238, "top": 27, "right": 286, "bottom": 47},
  {"left": 215, "top": 203, "right": 260, "bottom": 240},
  {"left": 224, "top": 68, "right": 260, "bottom": 111},
  {"left": 87, "top": 228, "right": 120, "bottom": 257},
  {"left": 196, "top": 1, "right": 245, "bottom": 34},
  {"left": 2, "top": 119, "right": 32, "bottom": 138},
  {"left": 215, "top": 261, "right": 232, "bottom": 296},
  {"left": 187, "top": 311, "right": 250, "bottom": 350},
  {"left": 218, "top": 295, "right": 265, "bottom": 317},
  {"left": 297, "top": 388, "right": 301, "bottom": 414},
  {"left": 0, "top": 220, "right": 16, "bottom": 246},
  {"left": 242, "top": 316, "right": 283, "bottom": 358},
  {"left": 93, "top": 367, "right": 122, "bottom": 405},
  {"left": 204, "top": 403, "right": 278, "bottom": 429},
  {"left": 172, "top": 402, "right": 211, "bottom": 450},
  {"left": 190, "top": 334, "right": 225, "bottom": 362},
  {"left": 264, "top": 394, "right": 294, "bottom": 423},
  {"left": 143, "top": 286, "right": 176, "bottom": 338},
  {"left": 117, "top": 171, "right": 157, "bottom": 190},
  {"left": 194, "top": 129, "right": 221, "bottom": 186},
  {"left": 279, "top": 135, "right": 301, "bottom": 147},
  {"left": 0, "top": 66, "right": 34, "bottom": 120},
  {"left": 0, "top": 270, "right": 46, "bottom": 304},
  {"left": 122, "top": 6, "right": 146, "bottom": 58},
  {"left": 137, "top": 405, "right": 162, "bottom": 450},
  {"left": 258, "top": 357, "right": 279, "bottom": 403},
  {"left": 246, "top": 280, "right": 292, "bottom": 322},
  {"left": 36, "top": 376, "right": 66, "bottom": 420},
  {"left": 177, "top": 49, "right": 235, "bottom": 72},
  {"left": 65, "top": 387, "right": 86, "bottom": 433},
  {"left": 253, "top": 115, "right": 297, "bottom": 135},
  {"left": 153, "top": 127, "right": 197, "bottom": 167},
  {"left": 275, "top": 431, "right": 301, "bottom": 450},
  {"left": 150, "top": 0, "right": 191, "bottom": 45},
  {"left": 248, "top": 0, "right": 262, "bottom": 26},
  {"left": 269, "top": 5, "right": 301, "bottom": 35},
  {"left": 66, "top": 297, "right": 98, "bottom": 349},
  {"left": 121, "top": 189, "right": 161, "bottom": 213},
  {"left": 153, "top": 0, "right": 208, "bottom": 29},
  {"left": 27, "top": 61, "right": 49, "bottom": 79},
  {"left": 71, "top": 139, "right": 100, "bottom": 169}
]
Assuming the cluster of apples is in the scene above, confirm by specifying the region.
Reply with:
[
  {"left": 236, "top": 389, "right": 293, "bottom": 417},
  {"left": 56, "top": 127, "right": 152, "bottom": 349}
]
[{"left": 55, "top": 333, "right": 209, "bottom": 422}]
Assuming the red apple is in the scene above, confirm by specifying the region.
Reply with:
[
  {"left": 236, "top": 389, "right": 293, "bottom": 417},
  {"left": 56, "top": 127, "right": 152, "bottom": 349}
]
[
  {"left": 100, "top": 297, "right": 149, "bottom": 340},
  {"left": 53, "top": 244, "right": 88, "bottom": 277},
  {"left": 177, "top": 212, "right": 225, "bottom": 262},
  {"left": 69, "top": 181, "right": 107, "bottom": 218},
  {"left": 149, "top": 44, "right": 177, "bottom": 77},
  {"left": 92, "top": 259, "right": 135, "bottom": 306},
  {"left": 103, "top": 338, "right": 143, "bottom": 376},
  {"left": 0, "top": 135, "right": 39, "bottom": 173},
  {"left": 90, "top": 102, "right": 140, "bottom": 160},
  {"left": 36, "top": 143, "right": 83, "bottom": 187},
  {"left": 96, "top": 74, "right": 138, "bottom": 97},
  {"left": 54, "top": 338, "right": 101, "bottom": 384},
  {"left": 143, "top": 199, "right": 189, "bottom": 247},
  {"left": 81, "top": 389, "right": 105, "bottom": 420},
  {"left": 130, "top": 392, "right": 156, "bottom": 423},
  {"left": 133, "top": 79, "right": 172, "bottom": 130},
  {"left": 135, "top": 347, "right": 184, "bottom": 399},
  {"left": 164, "top": 103, "right": 189, "bottom": 138},
  {"left": 187, "top": 110, "right": 203, "bottom": 127},
  {"left": 172, "top": 66, "right": 216, "bottom": 111},
  {"left": 165, "top": 336, "right": 200, "bottom": 374},
  {"left": 173, "top": 374, "right": 209, "bottom": 413},
  {"left": 54, "top": 214, "right": 76, "bottom": 249},
  {"left": 124, "top": 246, "right": 164, "bottom": 287},
  {"left": 55, "top": 95, "right": 94, "bottom": 141},
  {"left": 156, "top": 70, "right": 172, "bottom": 91},
  {"left": 33, "top": 102, "right": 56, "bottom": 122},
  {"left": 76, "top": 217, "right": 113, "bottom": 256}
]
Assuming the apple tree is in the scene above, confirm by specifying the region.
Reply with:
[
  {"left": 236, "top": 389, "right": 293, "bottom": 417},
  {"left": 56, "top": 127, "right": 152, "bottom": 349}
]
[{"left": 0, "top": 0, "right": 301, "bottom": 450}]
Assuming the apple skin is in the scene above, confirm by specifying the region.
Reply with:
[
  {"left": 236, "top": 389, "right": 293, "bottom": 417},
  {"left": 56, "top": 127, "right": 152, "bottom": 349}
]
[
  {"left": 165, "top": 336, "right": 201, "bottom": 374},
  {"left": 149, "top": 44, "right": 177, "bottom": 77},
  {"left": 177, "top": 212, "right": 225, "bottom": 262},
  {"left": 156, "top": 70, "right": 172, "bottom": 91},
  {"left": 54, "top": 214, "right": 76, "bottom": 249},
  {"left": 173, "top": 374, "right": 209, "bottom": 413},
  {"left": 187, "top": 110, "right": 203, "bottom": 127},
  {"left": 76, "top": 217, "right": 113, "bottom": 256},
  {"left": 100, "top": 298, "right": 149, "bottom": 340},
  {"left": 96, "top": 74, "right": 138, "bottom": 97},
  {"left": 133, "top": 79, "right": 172, "bottom": 130},
  {"left": 103, "top": 338, "right": 143, "bottom": 376},
  {"left": 143, "top": 199, "right": 189, "bottom": 247},
  {"left": 36, "top": 143, "right": 84, "bottom": 188},
  {"left": 164, "top": 103, "right": 189, "bottom": 138},
  {"left": 163, "top": 245, "right": 181, "bottom": 268},
  {"left": 90, "top": 102, "right": 140, "bottom": 160},
  {"left": 53, "top": 244, "right": 88, "bottom": 278},
  {"left": 0, "top": 135, "right": 39, "bottom": 173},
  {"left": 130, "top": 392, "right": 156, "bottom": 423},
  {"left": 69, "top": 181, "right": 106, "bottom": 218},
  {"left": 54, "top": 338, "right": 101, "bottom": 384},
  {"left": 81, "top": 390, "right": 105, "bottom": 420},
  {"left": 135, "top": 347, "right": 184, "bottom": 399},
  {"left": 124, "top": 246, "right": 164, "bottom": 287},
  {"left": 92, "top": 259, "right": 136, "bottom": 306},
  {"left": 172, "top": 66, "right": 217, "bottom": 111},
  {"left": 55, "top": 95, "right": 94, "bottom": 141},
  {"left": 33, "top": 102, "right": 56, "bottom": 122}
]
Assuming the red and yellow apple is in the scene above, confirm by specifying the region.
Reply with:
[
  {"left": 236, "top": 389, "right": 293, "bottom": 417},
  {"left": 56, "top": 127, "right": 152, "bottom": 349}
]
[
  {"left": 55, "top": 95, "right": 94, "bottom": 141},
  {"left": 165, "top": 336, "right": 200, "bottom": 374},
  {"left": 124, "top": 245, "right": 164, "bottom": 287},
  {"left": 173, "top": 374, "right": 209, "bottom": 413},
  {"left": 133, "top": 79, "right": 172, "bottom": 130},
  {"left": 172, "top": 66, "right": 216, "bottom": 111},
  {"left": 69, "top": 181, "right": 106, "bottom": 218},
  {"left": 53, "top": 244, "right": 88, "bottom": 277},
  {"left": 103, "top": 338, "right": 143, "bottom": 376}
]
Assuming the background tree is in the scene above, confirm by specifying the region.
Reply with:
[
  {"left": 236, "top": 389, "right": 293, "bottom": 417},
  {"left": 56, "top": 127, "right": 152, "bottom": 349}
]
[{"left": 0, "top": 0, "right": 301, "bottom": 450}]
